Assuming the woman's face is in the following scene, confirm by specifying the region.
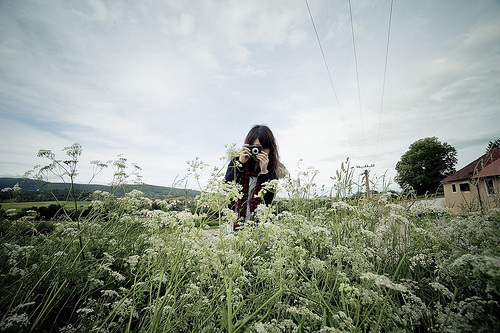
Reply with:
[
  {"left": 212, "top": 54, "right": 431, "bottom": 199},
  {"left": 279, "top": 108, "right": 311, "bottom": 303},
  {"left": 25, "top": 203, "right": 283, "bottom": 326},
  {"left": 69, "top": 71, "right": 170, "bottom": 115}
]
[{"left": 251, "top": 139, "right": 271, "bottom": 161}]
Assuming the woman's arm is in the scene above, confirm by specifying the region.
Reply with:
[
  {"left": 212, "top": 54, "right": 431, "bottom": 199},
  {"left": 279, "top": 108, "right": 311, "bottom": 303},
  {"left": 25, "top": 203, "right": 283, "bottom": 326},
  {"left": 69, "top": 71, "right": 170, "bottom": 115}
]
[
  {"left": 225, "top": 158, "right": 246, "bottom": 183},
  {"left": 226, "top": 144, "right": 252, "bottom": 183}
]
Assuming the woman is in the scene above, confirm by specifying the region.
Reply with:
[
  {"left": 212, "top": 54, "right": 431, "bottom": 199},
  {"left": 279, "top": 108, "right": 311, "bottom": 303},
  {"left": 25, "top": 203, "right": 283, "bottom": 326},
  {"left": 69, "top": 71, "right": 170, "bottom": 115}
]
[{"left": 225, "top": 125, "right": 287, "bottom": 229}]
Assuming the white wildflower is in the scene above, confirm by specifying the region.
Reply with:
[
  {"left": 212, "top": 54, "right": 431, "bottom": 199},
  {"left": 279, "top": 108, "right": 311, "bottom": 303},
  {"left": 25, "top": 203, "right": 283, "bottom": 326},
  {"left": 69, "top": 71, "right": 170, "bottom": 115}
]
[
  {"left": 13, "top": 302, "right": 36, "bottom": 311},
  {"left": 385, "top": 203, "right": 405, "bottom": 214},
  {"left": 255, "top": 179, "right": 280, "bottom": 200},
  {"left": 0, "top": 313, "right": 29, "bottom": 329},
  {"left": 59, "top": 324, "right": 77, "bottom": 333},
  {"left": 287, "top": 306, "right": 322, "bottom": 322},
  {"left": 8, "top": 266, "right": 25, "bottom": 277},
  {"left": 361, "top": 272, "right": 408, "bottom": 293},
  {"left": 101, "top": 289, "right": 120, "bottom": 298},
  {"left": 309, "top": 257, "right": 326, "bottom": 274},
  {"left": 176, "top": 210, "right": 196, "bottom": 227},
  {"left": 330, "top": 201, "right": 356, "bottom": 212},
  {"left": 110, "top": 270, "right": 125, "bottom": 281},
  {"left": 430, "top": 282, "right": 453, "bottom": 299},
  {"left": 378, "top": 192, "right": 393, "bottom": 204},
  {"left": 6, "top": 209, "right": 17, "bottom": 217},
  {"left": 90, "top": 278, "right": 104, "bottom": 286},
  {"left": 450, "top": 254, "right": 477, "bottom": 268},
  {"left": 102, "top": 252, "right": 114, "bottom": 262},
  {"left": 125, "top": 255, "right": 140, "bottom": 270},
  {"left": 76, "top": 307, "right": 94, "bottom": 315}
]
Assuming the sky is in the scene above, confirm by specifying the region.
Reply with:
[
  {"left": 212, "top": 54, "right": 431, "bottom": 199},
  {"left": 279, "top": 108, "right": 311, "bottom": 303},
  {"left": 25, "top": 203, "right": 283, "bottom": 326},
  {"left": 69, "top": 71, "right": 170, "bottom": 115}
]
[{"left": 1, "top": 0, "right": 499, "bottom": 195}]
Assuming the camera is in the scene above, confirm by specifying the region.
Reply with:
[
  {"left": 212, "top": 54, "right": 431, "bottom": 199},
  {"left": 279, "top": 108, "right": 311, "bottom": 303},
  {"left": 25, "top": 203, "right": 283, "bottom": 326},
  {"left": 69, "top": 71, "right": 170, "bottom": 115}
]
[{"left": 248, "top": 145, "right": 262, "bottom": 155}]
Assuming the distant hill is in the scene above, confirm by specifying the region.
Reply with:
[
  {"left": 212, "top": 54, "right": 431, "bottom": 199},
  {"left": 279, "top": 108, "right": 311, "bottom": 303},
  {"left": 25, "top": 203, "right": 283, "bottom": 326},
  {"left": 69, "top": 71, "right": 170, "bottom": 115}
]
[{"left": 0, "top": 178, "right": 200, "bottom": 200}]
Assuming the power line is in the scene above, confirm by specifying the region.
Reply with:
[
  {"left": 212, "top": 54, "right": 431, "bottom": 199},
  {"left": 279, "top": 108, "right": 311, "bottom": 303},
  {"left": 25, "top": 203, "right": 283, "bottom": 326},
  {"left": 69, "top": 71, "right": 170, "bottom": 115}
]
[
  {"left": 348, "top": 0, "right": 365, "bottom": 161},
  {"left": 305, "top": 0, "right": 394, "bottom": 167},
  {"left": 304, "top": 0, "right": 355, "bottom": 156},
  {"left": 374, "top": 0, "right": 394, "bottom": 165}
]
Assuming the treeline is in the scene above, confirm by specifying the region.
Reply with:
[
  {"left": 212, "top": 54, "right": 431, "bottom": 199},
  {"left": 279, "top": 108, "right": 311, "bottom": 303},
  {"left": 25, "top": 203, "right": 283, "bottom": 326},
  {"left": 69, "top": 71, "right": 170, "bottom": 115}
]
[
  {"left": 0, "top": 178, "right": 200, "bottom": 202},
  {"left": 0, "top": 188, "right": 93, "bottom": 202}
]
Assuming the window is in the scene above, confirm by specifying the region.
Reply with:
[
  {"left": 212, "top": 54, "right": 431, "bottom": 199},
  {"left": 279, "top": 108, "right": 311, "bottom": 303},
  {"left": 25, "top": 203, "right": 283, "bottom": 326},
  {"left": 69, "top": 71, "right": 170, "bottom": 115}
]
[
  {"left": 485, "top": 178, "right": 495, "bottom": 195},
  {"left": 459, "top": 183, "right": 470, "bottom": 192},
  {"left": 451, "top": 184, "right": 457, "bottom": 193}
]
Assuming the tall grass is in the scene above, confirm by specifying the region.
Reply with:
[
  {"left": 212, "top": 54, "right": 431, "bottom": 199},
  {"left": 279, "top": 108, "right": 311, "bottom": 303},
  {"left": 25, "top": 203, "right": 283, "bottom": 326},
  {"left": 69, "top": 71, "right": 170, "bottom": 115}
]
[{"left": 0, "top": 147, "right": 498, "bottom": 332}]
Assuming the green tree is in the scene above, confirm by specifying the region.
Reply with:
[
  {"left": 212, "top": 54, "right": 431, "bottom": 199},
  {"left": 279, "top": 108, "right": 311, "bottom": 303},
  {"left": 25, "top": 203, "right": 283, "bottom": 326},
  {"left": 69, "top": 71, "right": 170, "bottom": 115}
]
[
  {"left": 486, "top": 138, "right": 500, "bottom": 152},
  {"left": 395, "top": 137, "right": 457, "bottom": 195}
]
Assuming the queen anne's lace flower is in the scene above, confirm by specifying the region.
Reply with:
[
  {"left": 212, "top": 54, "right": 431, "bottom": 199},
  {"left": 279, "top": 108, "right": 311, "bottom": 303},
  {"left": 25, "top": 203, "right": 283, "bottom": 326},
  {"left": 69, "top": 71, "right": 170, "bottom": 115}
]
[{"left": 361, "top": 272, "right": 408, "bottom": 293}]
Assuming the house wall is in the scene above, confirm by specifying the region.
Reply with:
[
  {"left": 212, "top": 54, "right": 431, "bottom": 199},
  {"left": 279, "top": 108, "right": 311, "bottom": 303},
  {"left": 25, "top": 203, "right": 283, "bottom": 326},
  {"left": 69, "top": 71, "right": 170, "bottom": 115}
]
[
  {"left": 443, "top": 182, "right": 475, "bottom": 213},
  {"left": 476, "top": 176, "right": 499, "bottom": 211},
  {"left": 443, "top": 177, "right": 499, "bottom": 213}
]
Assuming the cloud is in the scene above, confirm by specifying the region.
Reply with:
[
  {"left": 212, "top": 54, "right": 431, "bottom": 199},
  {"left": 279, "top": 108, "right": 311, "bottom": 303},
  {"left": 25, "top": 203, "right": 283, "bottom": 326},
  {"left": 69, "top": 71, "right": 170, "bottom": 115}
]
[
  {"left": 287, "top": 29, "right": 308, "bottom": 47},
  {"left": 450, "top": 132, "right": 499, "bottom": 151},
  {"left": 1, "top": 0, "right": 499, "bottom": 193}
]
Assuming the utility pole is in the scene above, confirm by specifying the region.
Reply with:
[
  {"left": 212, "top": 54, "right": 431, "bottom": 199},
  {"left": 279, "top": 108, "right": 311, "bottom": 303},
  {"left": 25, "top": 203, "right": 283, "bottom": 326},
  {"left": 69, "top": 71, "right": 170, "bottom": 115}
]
[{"left": 356, "top": 164, "right": 375, "bottom": 199}]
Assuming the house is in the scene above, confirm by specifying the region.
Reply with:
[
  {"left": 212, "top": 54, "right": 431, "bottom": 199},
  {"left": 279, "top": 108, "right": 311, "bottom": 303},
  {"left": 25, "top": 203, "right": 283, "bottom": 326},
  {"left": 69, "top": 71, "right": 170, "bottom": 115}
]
[{"left": 440, "top": 147, "right": 500, "bottom": 213}]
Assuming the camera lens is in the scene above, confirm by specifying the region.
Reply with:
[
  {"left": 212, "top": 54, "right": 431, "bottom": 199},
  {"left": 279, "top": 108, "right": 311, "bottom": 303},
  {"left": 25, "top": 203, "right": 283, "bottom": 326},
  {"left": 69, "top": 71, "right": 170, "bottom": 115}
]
[{"left": 252, "top": 147, "right": 259, "bottom": 155}]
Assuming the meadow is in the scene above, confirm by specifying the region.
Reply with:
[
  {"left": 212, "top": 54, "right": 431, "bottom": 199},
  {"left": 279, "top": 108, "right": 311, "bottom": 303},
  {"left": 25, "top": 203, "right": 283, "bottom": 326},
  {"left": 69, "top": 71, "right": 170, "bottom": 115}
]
[
  {"left": 0, "top": 150, "right": 498, "bottom": 332},
  {"left": 0, "top": 201, "right": 91, "bottom": 211}
]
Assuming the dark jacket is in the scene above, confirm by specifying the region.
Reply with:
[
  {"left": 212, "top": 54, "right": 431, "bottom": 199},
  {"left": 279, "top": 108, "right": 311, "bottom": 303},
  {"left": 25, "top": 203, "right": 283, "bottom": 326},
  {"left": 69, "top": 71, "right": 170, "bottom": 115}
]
[{"left": 225, "top": 158, "right": 275, "bottom": 207}]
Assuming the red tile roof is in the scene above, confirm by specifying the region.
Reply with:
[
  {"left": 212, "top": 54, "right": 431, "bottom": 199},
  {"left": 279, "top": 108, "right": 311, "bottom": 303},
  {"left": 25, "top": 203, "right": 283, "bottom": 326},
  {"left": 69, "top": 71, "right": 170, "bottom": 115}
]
[
  {"left": 441, "top": 148, "right": 500, "bottom": 183},
  {"left": 472, "top": 158, "right": 500, "bottom": 178}
]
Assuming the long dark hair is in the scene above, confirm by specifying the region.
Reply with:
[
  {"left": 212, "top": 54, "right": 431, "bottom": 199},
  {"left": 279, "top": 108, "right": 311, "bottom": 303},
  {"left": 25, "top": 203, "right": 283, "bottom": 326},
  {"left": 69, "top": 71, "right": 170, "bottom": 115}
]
[{"left": 244, "top": 125, "right": 280, "bottom": 179}]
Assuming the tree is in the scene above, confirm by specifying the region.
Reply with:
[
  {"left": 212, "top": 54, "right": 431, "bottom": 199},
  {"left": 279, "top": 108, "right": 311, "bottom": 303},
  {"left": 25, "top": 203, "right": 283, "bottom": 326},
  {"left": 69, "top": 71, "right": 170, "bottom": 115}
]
[
  {"left": 486, "top": 138, "right": 500, "bottom": 152},
  {"left": 395, "top": 137, "right": 457, "bottom": 195}
]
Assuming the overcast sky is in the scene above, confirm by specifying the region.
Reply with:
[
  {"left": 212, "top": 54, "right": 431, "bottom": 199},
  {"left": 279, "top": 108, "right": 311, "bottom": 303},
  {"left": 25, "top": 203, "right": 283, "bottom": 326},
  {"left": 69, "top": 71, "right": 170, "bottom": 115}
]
[{"left": 1, "top": 0, "right": 499, "bottom": 194}]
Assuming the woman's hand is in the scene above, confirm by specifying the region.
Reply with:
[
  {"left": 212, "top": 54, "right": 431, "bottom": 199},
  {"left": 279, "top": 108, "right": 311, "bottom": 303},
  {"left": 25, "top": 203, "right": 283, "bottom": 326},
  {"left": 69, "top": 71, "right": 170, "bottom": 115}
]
[
  {"left": 256, "top": 151, "right": 269, "bottom": 174},
  {"left": 239, "top": 144, "right": 251, "bottom": 164}
]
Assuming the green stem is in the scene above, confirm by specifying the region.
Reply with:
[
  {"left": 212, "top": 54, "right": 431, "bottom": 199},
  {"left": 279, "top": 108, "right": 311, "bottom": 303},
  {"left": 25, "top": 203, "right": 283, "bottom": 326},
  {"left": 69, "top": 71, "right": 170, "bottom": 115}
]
[
  {"left": 234, "top": 287, "right": 283, "bottom": 333},
  {"left": 30, "top": 279, "right": 67, "bottom": 332},
  {"left": 227, "top": 278, "right": 233, "bottom": 333},
  {"left": 441, "top": 285, "right": 458, "bottom": 330}
]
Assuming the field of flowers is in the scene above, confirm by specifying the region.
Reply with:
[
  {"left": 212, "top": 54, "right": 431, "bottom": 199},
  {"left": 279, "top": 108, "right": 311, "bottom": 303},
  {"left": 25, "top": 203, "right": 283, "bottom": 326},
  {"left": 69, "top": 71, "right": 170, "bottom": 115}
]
[{"left": 0, "top": 150, "right": 499, "bottom": 332}]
